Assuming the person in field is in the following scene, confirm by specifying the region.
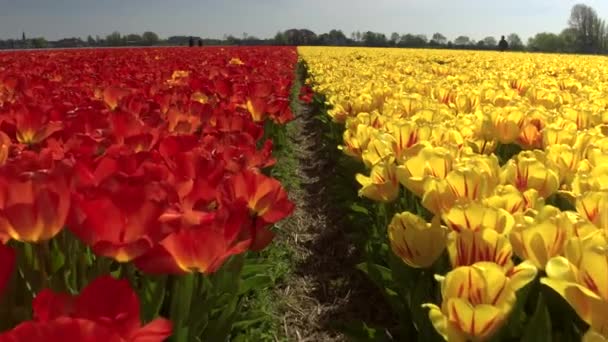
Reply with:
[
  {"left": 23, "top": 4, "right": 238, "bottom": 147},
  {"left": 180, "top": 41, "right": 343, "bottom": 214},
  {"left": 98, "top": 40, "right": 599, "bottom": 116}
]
[
  {"left": 189, "top": 36, "right": 194, "bottom": 47},
  {"left": 498, "top": 35, "right": 509, "bottom": 52},
  {"left": 198, "top": 39, "right": 203, "bottom": 47}
]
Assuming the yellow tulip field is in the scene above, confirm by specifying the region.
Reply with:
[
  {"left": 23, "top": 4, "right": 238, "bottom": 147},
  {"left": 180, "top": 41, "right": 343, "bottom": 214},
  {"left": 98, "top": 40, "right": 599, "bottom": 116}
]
[{"left": 299, "top": 46, "right": 608, "bottom": 341}]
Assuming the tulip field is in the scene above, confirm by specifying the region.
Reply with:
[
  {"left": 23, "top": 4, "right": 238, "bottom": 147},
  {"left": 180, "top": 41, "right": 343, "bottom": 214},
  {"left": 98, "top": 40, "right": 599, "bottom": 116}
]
[
  {"left": 0, "top": 47, "right": 297, "bottom": 341},
  {"left": 299, "top": 46, "right": 608, "bottom": 341},
  {"left": 2, "top": 44, "right": 608, "bottom": 341}
]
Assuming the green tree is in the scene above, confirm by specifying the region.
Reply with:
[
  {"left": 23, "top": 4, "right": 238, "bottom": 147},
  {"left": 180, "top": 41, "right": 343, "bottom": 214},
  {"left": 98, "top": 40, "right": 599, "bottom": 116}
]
[
  {"left": 507, "top": 33, "right": 524, "bottom": 50},
  {"left": 126, "top": 34, "right": 143, "bottom": 44},
  {"left": 106, "top": 31, "right": 122, "bottom": 46},
  {"left": 86, "top": 35, "right": 95, "bottom": 46},
  {"left": 274, "top": 31, "right": 287, "bottom": 45},
  {"left": 568, "top": 4, "right": 604, "bottom": 52},
  {"left": 431, "top": 32, "right": 447, "bottom": 45},
  {"left": 142, "top": 31, "right": 159, "bottom": 45},
  {"left": 390, "top": 32, "right": 401, "bottom": 46},
  {"left": 482, "top": 36, "right": 497, "bottom": 47},
  {"left": 454, "top": 35, "right": 471, "bottom": 45},
  {"left": 559, "top": 28, "right": 579, "bottom": 52},
  {"left": 31, "top": 37, "right": 48, "bottom": 49},
  {"left": 527, "top": 32, "right": 563, "bottom": 52}
]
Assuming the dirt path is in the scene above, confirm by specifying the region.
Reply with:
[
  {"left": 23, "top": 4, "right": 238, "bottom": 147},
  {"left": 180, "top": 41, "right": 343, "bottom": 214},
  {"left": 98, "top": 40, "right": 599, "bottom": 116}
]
[{"left": 275, "top": 70, "right": 393, "bottom": 341}]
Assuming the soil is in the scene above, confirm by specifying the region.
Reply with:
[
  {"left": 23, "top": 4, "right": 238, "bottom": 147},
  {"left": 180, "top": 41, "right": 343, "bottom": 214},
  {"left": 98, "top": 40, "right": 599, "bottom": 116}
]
[{"left": 275, "top": 75, "right": 395, "bottom": 341}]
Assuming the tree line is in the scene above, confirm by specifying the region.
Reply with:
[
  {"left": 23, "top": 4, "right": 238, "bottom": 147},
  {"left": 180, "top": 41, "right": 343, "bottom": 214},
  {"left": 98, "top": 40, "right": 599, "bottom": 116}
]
[{"left": 1, "top": 3, "right": 606, "bottom": 54}]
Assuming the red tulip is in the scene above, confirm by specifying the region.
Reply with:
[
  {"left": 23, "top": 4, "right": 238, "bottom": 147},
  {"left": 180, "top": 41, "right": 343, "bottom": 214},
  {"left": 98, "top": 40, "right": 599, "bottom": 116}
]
[
  {"left": 135, "top": 203, "right": 251, "bottom": 275},
  {"left": 0, "top": 318, "right": 125, "bottom": 342},
  {"left": 0, "top": 154, "right": 71, "bottom": 243},
  {"left": 223, "top": 169, "right": 294, "bottom": 225},
  {"left": 11, "top": 105, "right": 63, "bottom": 145},
  {"left": 0, "top": 132, "right": 10, "bottom": 166},
  {"left": 0, "top": 275, "right": 172, "bottom": 342},
  {"left": 69, "top": 180, "right": 171, "bottom": 263}
]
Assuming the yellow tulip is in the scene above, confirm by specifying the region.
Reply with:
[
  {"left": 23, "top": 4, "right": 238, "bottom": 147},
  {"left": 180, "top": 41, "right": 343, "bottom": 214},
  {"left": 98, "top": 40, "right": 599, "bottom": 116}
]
[
  {"left": 545, "top": 144, "right": 582, "bottom": 185},
  {"left": 361, "top": 132, "right": 395, "bottom": 168},
  {"left": 454, "top": 94, "right": 480, "bottom": 114},
  {"left": 454, "top": 151, "right": 501, "bottom": 190},
  {"left": 542, "top": 231, "right": 608, "bottom": 337},
  {"left": 340, "top": 124, "right": 376, "bottom": 160},
  {"left": 422, "top": 166, "right": 496, "bottom": 215},
  {"left": 484, "top": 185, "right": 543, "bottom": 215},
  {"left": 355, "top": 161, "right": 400, "bottom": 202},
  {"left": 561, "top": 106, "right": 598, "bottom": 130},
  {"left": 448, "top": 229, "right": 514, "bottom": 271},
  {"left": 442, "top": 201, "right": 514, "bottom": 234},
  {"left": 583, "top": 329, "right": 608, "bottom": 342},
  {"left": 385, "top": 120, "right": 432, "bottom": 162},
  {"left": 396, "top": 144, "right": 454, "bottom": 197},
  {"left": 424, "top": 261, "right": 537, "bottom": 342},
  {"left": 500, "top": 150, "right": 560, "bottom": 199},
  {"left": 388, "top": 212, "right": 448, "bottom": 268},
  {"left": 542, "top": 122, "right": 578, "bottom": 147},
  {"left": 482, "top": 107, "right": 524, "bottom": 144},
  {"left": 576, "top": 191, "right": 608, "bottom": 230},
  {"left": 509, "top": 205, "right": 570, "bottom": 269}
]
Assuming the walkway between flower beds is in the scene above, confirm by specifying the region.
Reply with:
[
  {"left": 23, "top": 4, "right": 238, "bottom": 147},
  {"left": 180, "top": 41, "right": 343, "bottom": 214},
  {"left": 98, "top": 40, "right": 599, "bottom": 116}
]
[{"left": 272, "top": 67, "right": 394, "bottom": 341}]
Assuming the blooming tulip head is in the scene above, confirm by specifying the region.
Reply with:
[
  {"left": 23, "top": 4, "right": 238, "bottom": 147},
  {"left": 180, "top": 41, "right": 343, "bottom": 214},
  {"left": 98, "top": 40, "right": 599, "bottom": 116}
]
[
  {"left": 396, "top": 144, "right": 454, "bottom": 197},
  {"left": 542, "top": 231, "right": 608, "bottom": 338},
  {"left": 424, "top": 261, "right": 537, "bottom": 341},
  {"left": 500, "top": 150, "right": 560, "bottom": 199},
  {"left": 388, "top": 212, "right": 448, "bottom": 269},
  {"left": 0, "top": 153, "right": 71, "bottom": 243},
  {"left": 448, "top": 229, "right": 514, "bottom": 271},
  {"left": 356, "top": 161, "right": 400, "bottom": 203},
  {"left": 509, "top": 205, "right": 571, "bottom": 270}
]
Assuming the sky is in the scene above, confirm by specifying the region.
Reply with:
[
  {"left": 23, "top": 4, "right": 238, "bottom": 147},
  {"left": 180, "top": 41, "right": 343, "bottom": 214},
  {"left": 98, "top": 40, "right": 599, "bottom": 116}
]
[{"left": 1, "top": 0, "right": 608, "bottom": 42}]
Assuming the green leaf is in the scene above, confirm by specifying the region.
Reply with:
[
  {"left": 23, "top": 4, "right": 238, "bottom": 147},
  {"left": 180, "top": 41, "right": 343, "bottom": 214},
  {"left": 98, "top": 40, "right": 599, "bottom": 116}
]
[
  {"left": 357, "top": 263, "right": 393, "bottom": 289},
  {"left": 351, "top": 203, "right": 371, "bottom": 215},
  {"left": 521, "top": 293, "right": 552, "bottom": 342},
  {"left": 169, "top": 274, "right": 196, "bottom": 342},
  {"left": 231, "top": 311, "right": 268, "bottom": 330},
  {"left": 240, "top": 262, "right": 273, "bottom": 278},
  {"left": 139, "top": 276, "right": 167, "bottom": 322},
  {"left": 410, "top": 273, "right": 442, "bottom": 342},
  {"left": 238, "top": 275, "right": 273, "bottom": 295},
  {"left": 338, "top": 321, "right": 392, "bottom": 342}
]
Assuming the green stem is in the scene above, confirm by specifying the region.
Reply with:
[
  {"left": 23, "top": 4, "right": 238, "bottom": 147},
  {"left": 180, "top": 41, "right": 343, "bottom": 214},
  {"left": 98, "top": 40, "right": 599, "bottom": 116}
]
[{"left": 169, "top": 273, "right": 196, "bottom": 342}]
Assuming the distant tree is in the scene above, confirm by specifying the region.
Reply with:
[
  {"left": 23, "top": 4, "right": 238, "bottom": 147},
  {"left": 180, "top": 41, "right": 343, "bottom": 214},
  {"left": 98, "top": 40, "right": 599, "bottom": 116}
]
[
  {"left": 106, "top": 31, "right": 123, "bottom": 46},
  {"left": 399, "top": 34, "right": 426, "bottom": 47},
  {"left": 142, "top": 31, "right": 159, "bottom": 45},
  {"left": 31, "top": 37, "right": 48, "bottom": 49},
  {"left": 559, "top": 28, "right": 579, "bottom": 52},
  {"left": 527, "top": 32, "right": 563, "bottom": 52},
  {"left": 568, "top": 4, "right": 604, "bottom": 52},
  {"left": 432, "top": 33, "right": 447, "bottom": 45},
  {"left": 390, "top": 32, "right": 401, "bottom": 46},
  {"left": 507, "top": 33, "right": 524, "bottom": 50},
  {"left": 327, "top": 29, "right": 347, "bottom": 45},
  {"left": 454, "top": 35, "right": 471, "bottom": 45},
  {"left": 355, "top": 31, "right": 362, "bottom": 42},
  {"left": 274, "top": 31, "right": 287, "bottom": 45},
  {"left": 362, "top": 31, "right": 388, "bottom": 47},
  {"left": 126, "top": 34, "right": 143, "bottom": 44},
  {"left": 87, "top": 35, "right": 96, "bottom": 46},
  {"left": 482, "top": 36, "right": 497, "bottom": 47},
  {"left": 283, "top": 29, "right": 317, "bottom": 45}
]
